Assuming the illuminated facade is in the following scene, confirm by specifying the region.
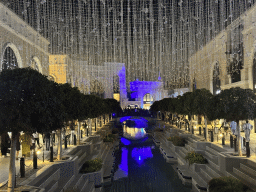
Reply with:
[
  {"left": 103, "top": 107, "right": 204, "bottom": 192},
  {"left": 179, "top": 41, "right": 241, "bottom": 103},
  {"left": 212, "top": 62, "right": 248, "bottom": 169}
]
[
  {"left": 189, "top": 4, "right": 256, "bottom": 95},
  {"left": 0, "top": 2, "right": 49, "bottom": 74},
  {"left": 127, "top": 79, "right": 168, "bottom": 109}
]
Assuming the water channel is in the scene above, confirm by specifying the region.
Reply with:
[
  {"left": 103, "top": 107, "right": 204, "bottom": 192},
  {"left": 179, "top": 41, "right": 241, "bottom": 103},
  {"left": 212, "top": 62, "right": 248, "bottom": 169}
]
[{"left": 104, "top": 117, "right": 191, "bottom": 192}]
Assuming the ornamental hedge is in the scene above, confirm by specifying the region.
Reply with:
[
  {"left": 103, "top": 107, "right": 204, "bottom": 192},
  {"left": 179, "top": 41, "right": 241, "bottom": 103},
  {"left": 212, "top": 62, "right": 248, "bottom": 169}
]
[
  {"left": 80, "top": 158, "right": 103, "bottom": 173},
  {"left": 167, "top": 136, "right": 186, "bottom": 146},
  {"left": 185, "top": 151, "right": 207, "bottom": 165},
  {"left": 208, "top": 176, "right": 250, "bottom": 192}
]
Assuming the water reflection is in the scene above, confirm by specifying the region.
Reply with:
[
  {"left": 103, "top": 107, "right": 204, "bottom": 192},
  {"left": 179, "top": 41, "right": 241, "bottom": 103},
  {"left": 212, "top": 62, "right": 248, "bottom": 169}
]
[
  {"left": 114, "top": 148, "right": 128, "bottom": 180},
  {"left": 123, "top": 127, "right": 147, "bottom": 140},
  {"left": 114, "top": 145, "right": 154, "bottom": 180},
  {"left": 132, "top": 147, "right": 153, "bottom": 165}
]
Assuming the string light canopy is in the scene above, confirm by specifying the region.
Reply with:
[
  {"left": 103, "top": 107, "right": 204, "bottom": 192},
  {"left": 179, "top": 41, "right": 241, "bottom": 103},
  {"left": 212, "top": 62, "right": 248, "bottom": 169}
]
[{"left": 1, "top": 0, "right": 255, "bottom": 90}]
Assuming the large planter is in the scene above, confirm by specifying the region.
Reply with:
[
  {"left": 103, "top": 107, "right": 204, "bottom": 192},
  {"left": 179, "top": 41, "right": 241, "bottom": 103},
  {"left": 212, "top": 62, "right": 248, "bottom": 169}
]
[{"left": 82, "top": 168, "right": 103, "bottom": 186}]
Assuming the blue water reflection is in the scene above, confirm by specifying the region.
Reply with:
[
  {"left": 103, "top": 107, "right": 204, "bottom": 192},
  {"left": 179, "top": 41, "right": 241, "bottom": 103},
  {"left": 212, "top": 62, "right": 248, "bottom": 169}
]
[
  {"left": 121, "top": 137, "right": 131, "bottom": 146},
  {"left": 132, "top": 147, "right": 153, "bottom": 165},
  {"left": 114, "top": 148, "right": 128, "bottom": 180}
]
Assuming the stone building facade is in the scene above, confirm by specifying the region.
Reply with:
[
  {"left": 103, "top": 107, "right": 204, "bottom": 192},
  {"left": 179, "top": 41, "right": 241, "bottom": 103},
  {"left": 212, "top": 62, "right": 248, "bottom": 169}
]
[
  {"left": 189, "top": 4, "right": 256, "bottom": 95},
  {"left": 0, "top": 2, "right": 49, "bottom": 74}
]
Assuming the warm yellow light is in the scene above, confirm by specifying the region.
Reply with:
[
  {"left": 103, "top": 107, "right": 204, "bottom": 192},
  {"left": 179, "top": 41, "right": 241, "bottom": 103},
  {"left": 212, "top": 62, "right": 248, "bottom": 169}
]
[
  {"left": 219, "top": 133, "right": 223, "bottom": 137},
  {"left": 37, "top": 150, "right": 41, "bottom": 155}
]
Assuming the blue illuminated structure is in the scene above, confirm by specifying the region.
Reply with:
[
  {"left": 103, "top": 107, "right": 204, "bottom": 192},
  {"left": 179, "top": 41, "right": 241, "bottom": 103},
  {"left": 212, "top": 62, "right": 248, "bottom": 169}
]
[
  {"left": 120, "top": 116, "right": 132, "bottom": 123},
  {"left": 120, "top": 116, "right": 148, "bottom": 128},
  {"left": 129, "top": 80, "right": 165, "bottom": 108}
]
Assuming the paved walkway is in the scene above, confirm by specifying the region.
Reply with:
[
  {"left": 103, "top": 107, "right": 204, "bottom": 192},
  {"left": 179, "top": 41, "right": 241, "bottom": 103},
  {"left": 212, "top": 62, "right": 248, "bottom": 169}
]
[
  {"left": 0, "top": 129, "right": 107, "bottom": 189},
  {"left": 158, "top": 120, "right": 256, "bottom": 162}
]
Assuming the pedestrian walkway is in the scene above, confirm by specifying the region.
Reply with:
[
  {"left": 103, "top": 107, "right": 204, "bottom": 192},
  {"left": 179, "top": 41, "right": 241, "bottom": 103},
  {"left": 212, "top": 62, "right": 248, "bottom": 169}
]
[
  {"left": 0, "top": 135, "right": 90, "bottom": 189},
  {"left": 0, "top": 118, "right": 115, "bottom": 191},
  {"left": 161, "top": 120, "right": 256, "bottom": 162}
]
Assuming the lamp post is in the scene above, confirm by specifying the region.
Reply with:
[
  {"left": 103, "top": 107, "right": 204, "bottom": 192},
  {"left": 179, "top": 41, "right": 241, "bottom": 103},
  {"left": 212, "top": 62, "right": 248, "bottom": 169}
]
[{"left": 219, "top": 133, "right": 225, "bottom": 145}]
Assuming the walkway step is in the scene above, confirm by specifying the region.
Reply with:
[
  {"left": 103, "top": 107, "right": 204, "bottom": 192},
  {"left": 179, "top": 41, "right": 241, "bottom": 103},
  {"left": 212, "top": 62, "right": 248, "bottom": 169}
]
[
  {"left": 205, "top": 150, "right": 218, "bottom": 163},
  {"left": 227, "top": 171, "right": 256, "bottom": 192},
  {"left": 44, "top": 180, "right": 58, "bottom": 192},
  {"left": 240, "top": 162, "right": 256, "bottom": 176},
  {"left": 199, "top": 164, "right": 222, "bottom": 183},
  {"left": 76, "top": 175, "right": 89, "bottom": 192},
  {"left": 192, "top": 172, "right": 208, "bottom": 192},
  {"left": 207, "top": 158, "right": 220, "bottom": 171},
  {"left": 54, "top": 174, "right": 72, "bottom": 192},
  {"left": 33, "top": 167, "right": 59, "bottom": 188},
  {"left": 81, "top": 181, "right": 95, "bottom": 192},
  {"left": 233, "top": 167, "right": 256, "bottom": 184},
  {"left": 205, "top": 163, "right": 223, "bottom": 178}
]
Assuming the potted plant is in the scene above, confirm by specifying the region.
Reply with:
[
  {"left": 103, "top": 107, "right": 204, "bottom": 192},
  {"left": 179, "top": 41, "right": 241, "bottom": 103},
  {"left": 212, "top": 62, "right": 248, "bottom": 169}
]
[
  {"left": 80, "top": 158, "right": 103, "bottom": 173},
  {"left": 208, "top": 176, "right": 250, "bottom": 192},
  {"left": 80, "top": 158, "right": 103, "bottom": 186},
  {"left": 167, "top": 136, "right": 186, "bottom": 146},
  {"left": 185, "top": 151, "right": 207, "bottom": 165}
]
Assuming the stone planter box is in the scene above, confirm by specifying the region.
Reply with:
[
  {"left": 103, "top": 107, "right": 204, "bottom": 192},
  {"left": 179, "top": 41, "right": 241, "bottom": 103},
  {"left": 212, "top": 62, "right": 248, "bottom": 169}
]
[
  {"left": 82, "top": 168, "right": 103, "bottom": 186},
  {"left": 190, "top": 163, "right": 206, "bottom": 172}
]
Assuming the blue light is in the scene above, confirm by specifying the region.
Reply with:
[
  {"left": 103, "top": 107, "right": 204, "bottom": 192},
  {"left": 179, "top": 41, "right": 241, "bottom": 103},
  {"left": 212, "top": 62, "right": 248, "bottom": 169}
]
[
  {"left": 120, "top": 116, "right": 132, "bottom": 123},
  {"left": 121, "top": 137, "right": 131, "bottom": 145},
  {"left": 132, "top": 147, "right": 153, "bottom": 165},
  {"left": 119, "top": 148, "right": 128, "bottom": 176}
]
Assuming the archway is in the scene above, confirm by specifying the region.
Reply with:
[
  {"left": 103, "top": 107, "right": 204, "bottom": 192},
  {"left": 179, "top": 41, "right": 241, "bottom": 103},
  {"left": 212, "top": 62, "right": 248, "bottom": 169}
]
[
  {"left": 1, "top": 43, "right": 22, "bottom": 70},
  {"left": 143, "top": 93, "right": 153, "bottom": 109},
  {"left": 31, "top": 56, "right": 42, "bottom": 73}
]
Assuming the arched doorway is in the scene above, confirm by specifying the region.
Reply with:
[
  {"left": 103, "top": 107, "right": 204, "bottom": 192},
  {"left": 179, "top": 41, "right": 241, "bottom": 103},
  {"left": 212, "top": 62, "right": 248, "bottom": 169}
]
[
  {"left": 143, "top": 93, "right": 153, "bottom": 109},
  {"left": 213, "top": 62, "right": 221, "bottom": 95}
]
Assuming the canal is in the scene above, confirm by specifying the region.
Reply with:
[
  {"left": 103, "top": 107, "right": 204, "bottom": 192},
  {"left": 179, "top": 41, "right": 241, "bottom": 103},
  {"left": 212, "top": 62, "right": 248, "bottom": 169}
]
[{"left": 104, "top": 117, "right": 191, "bottom": 192}]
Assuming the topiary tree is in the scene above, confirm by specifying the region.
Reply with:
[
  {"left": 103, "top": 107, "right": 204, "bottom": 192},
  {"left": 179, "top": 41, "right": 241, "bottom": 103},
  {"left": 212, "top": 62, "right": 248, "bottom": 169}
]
[
  {"left": 182, "top": 92, "right": 194, "bottom": 132},
  {"left": 216, "top": 87, "right": 256, "bottom": 156},
  {"left": 58, "top": 83, "right": 84, "bottom": 158},
  {"left": 0, "top": 68, "right": 65, "bottom": 192},
  {"left": 192, "top": 89, "right": 214, "bottom": 141}
]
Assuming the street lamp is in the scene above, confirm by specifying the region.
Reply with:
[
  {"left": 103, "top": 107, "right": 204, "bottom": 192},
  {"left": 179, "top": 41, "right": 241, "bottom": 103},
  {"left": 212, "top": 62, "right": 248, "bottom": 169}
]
[{"left": 219, "top": 133, "right": 225, "bottom": 145}]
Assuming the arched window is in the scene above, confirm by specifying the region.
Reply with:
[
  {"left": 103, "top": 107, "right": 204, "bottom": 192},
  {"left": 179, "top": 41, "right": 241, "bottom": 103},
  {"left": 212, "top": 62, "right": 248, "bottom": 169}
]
[
  {"left": 2, "top": 47, "right": 19, "bottom": 70},
  {"left": 213, "top": 63, "right": 221, "bottom": 95}
]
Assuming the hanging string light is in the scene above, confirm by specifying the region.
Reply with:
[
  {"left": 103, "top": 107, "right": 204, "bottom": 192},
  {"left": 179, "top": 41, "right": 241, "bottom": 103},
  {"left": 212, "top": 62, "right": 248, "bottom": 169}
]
[{"left": 2, "top": 0, "right": 256, "bottom": 91}]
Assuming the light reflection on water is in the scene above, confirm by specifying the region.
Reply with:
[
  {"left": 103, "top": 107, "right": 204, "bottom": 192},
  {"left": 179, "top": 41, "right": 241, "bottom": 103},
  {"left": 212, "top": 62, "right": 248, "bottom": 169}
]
[
  {"left": 114, "top": 148, "right": 128, "bottom": 180},
  {"left": 123, "top": 127, "right": 147, "bottom": 140},
  {"left": 132, "top": 147, "right": 153, "bottom": 165},
  {"left": 114, "top": 145, "right": 154, "bottom": 180}
]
